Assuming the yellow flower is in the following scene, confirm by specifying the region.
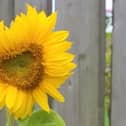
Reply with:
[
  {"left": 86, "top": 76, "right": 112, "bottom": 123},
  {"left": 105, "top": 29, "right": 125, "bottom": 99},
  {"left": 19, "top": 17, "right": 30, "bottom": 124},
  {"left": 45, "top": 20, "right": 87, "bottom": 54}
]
[{"left": 0, "top": 5, "right": 76, "bottom": 119}]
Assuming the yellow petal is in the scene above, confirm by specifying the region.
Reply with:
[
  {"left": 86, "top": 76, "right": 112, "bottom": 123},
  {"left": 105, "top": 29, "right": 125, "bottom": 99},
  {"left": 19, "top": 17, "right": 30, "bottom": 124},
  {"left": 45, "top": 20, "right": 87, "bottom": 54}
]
[
  {"left": 14, "top": 92, "right": 28, "bottom": 119},
  {"left": 6, "top": 86, "right": 18, "bottom": 110},
  {"left": 33, "top": 87, "right": 50, "bottom": 112},
  {"left": 22, "top": 91, "right": 33, "bottom": 118},
  {"left": 43, "top": 53, "right": 75, "bottom": 62},
  {"left": 26, "top": 4, "right": 37, "bottom": 16},
  {"left": 0, "top": 84, "right": 8, "bottom": 108},
  {"left": 44, "top": 62, "right": 76, "bottom": 76},
  {"left": 12, "top": 90, "right": 27, "bottom": 114},
  {"left": 44, "top": 31, "right": 69, "bottom": 45},
  {"left": 42, "top": 84, "right": 64, "bottom": 102},
  {"left": 47, "top": 12, "right": 57, "bottom": 31},
  {"left": 36, "top": 13, "right": 57, "bottom": 43},
  {"left": 41, "top": 75, "right": 68, "bottom": 88},
  {"left": 43, "top": 41, "right": 72, "bottom": 53},
  {"left": 38, "top": 11, "right": 47, "bottom": 19}
]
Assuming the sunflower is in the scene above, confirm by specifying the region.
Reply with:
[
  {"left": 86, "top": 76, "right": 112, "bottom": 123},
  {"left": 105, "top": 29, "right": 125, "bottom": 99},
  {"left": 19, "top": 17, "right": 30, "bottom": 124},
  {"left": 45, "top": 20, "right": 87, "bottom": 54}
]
[{"left": 0, "top": 4, "right": 76, "bottom": 119}]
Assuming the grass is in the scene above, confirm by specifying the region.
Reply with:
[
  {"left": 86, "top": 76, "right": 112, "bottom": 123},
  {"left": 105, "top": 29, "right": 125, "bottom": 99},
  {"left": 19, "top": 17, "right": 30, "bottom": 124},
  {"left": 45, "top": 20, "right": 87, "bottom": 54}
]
[
  {"left": 104, "top": 32, "right": 112, "bottom": 126},
  {"left": 104, "top": 96, "right": 110, "bottom": 126}
]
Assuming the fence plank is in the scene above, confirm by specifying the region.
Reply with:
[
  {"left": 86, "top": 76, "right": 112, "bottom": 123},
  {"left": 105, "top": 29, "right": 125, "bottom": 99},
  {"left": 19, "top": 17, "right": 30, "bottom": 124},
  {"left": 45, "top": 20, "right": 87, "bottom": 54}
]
[
  {"left": 111, "top": 0, "right": 126, "bottom": 126},
  {"left": 14, "top": 0, "right": 48, "bottom": 15},
  {"left": 0, "top": 0, "right": 14, "bottom": 125},
  {"left": 0, "top": 0, "right": 14, "bottom": 25},
  {"left": 54, "top": 0, "right": 105, "bottom": 126}
]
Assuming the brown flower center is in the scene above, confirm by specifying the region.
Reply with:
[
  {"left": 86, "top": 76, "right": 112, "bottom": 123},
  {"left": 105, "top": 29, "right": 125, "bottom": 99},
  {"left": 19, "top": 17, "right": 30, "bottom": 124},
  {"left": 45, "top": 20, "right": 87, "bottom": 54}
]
[{"left": 0, "top": 50, "right": 43, "bottom": 90}]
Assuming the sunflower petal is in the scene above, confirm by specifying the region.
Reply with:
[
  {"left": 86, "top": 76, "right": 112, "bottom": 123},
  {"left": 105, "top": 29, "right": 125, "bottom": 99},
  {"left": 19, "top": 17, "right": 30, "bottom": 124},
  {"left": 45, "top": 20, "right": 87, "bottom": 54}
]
[
  {"left": 38, "top": 11, "right": 47, "bottom": 19},
  {"left": 22, "top": 91, "right": 33, "bottom": 118},
  {"left": 47, "top": 12, "right": 57, "bottom": 30},
  {"left": 6, "top": 86, "right": 18, "bottom": 110},
  {"left": 14, "top": 92, "right": 28, "bottom": 119},
  {"left": 43, "top": 53, "right": 75, "bottom": 62},
  {"left": 44, "top": 62, "right": 76, "bottom": 76},
  {"left": 44, "top": 31, "right": 69, "bottom": 45},
  {"left": 33, "top": 87, "right": 50, "bottom": 112},
  {"left": 26, "top": 4, "right": 37, "bottom": 16},
  {"left": 43, "top": 41, "right": 72, "bottom": 53},
  {"left": 42, "top": 84, "right": 64, "bottom": 102},
  {"left": 0, "top": 84, "right": 8, "bottom": 108},
  {"left": 40, "top": 75, "right": 68, "bottom": 88},
  {"left": 12, "top": 90, "right": 26, "bottom": 114}
]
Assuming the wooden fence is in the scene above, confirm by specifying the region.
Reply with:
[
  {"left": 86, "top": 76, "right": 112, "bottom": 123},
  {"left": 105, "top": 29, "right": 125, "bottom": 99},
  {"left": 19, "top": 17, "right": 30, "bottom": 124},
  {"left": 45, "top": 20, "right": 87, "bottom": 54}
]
[
  {"left": 0, "top": 0, "right": 105, "bottom": 126},
  {"left": 0, "top": 0, "right": 124, "bottom": 126},
  {"left": 111, "top": 0, "right": 126, "bottom": 126}
]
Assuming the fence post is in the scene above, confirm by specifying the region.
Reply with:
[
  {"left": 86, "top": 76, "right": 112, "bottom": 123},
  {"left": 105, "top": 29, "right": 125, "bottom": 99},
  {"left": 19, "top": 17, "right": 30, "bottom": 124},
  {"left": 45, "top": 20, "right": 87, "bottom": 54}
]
[
  {"left": 111, "top": 0, "right": 126, "bottom": 126},
  {"left": 54, "top": 0, "right": 105, "bottom": 126}
]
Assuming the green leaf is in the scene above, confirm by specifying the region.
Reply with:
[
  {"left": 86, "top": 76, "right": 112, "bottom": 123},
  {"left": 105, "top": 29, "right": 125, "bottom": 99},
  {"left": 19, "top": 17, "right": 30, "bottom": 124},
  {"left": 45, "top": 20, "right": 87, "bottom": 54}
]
[{"left": 18, "top": 110, "right": 66, "bottom": 126}]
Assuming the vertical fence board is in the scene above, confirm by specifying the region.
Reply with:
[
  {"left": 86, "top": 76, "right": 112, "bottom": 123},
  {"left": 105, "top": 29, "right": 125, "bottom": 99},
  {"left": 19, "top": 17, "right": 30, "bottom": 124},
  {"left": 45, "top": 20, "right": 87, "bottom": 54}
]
[
  {"left": 54, "top": 0, "right": 105, "bottom": 126},
  {"left": 0, "top": 0, "right": 14, "bottom": 125},
  {"left": 111, "top": 0, "right": 126, "bottom": 126},
  {"left": 14, "top": 0, "right": 48, "bottom": 15},
  {"left": 0, "top": 0, "right": 14, "bottom": 24}
]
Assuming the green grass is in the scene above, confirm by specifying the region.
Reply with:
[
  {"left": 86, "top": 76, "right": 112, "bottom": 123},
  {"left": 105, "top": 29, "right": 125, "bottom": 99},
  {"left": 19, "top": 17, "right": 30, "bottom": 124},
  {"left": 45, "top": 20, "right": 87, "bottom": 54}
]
[
  {"left": 104, "top": 32, "right": 112, "bottom": 126},
  {"left": 104, "top": 96, "right": 110, "bottom": 126}
]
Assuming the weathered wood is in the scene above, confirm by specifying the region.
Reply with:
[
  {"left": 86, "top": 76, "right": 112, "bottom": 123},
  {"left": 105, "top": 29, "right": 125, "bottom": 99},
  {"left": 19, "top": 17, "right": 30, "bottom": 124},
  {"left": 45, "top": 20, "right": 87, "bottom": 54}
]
[
  {"left": 111, "top": 0, "right": 126, "bottom": 126},
  {"left": 0, "top": 0, "right": 14, "bottom": 25},
  {"left": 0, "top": 109, "right": 5, "bottom": 126},
  {"left": 54, "top": 0, "right": 105, "bottom": 126},
  {"left": 14, "top": 0, "right": 48, "bottom": 15}
]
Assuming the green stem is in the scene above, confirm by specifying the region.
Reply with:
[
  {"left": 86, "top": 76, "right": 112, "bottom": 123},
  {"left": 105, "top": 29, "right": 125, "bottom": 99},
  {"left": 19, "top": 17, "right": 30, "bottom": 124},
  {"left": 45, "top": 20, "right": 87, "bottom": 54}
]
[{"left": 6, "top": 110, "right": 15, "bottom": 126}]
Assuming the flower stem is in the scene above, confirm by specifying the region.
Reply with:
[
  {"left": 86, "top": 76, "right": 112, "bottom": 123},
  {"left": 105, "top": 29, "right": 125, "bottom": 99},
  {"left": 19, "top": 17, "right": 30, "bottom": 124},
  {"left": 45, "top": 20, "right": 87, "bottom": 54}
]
[{"left": 6, "top": 110, "right": 15, "bottom": 126}]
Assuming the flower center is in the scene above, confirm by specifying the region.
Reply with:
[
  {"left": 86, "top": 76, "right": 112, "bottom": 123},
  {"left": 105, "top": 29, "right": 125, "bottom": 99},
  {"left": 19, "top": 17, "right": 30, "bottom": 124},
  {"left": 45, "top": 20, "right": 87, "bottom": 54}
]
[{"left": 0, "top": 51, "right": 43, "bottom": 90}]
